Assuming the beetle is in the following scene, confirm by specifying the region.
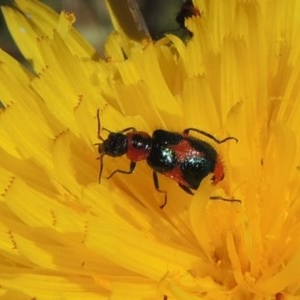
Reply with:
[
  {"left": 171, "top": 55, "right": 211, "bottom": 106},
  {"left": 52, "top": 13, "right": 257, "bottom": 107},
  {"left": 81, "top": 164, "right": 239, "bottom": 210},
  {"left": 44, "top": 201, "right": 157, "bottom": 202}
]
[
  {"left": 176, "top": 0, "right": 200, "bottom": 37},
  {"left": 95, "top": 110, "right": 238, "bottom": 208}
]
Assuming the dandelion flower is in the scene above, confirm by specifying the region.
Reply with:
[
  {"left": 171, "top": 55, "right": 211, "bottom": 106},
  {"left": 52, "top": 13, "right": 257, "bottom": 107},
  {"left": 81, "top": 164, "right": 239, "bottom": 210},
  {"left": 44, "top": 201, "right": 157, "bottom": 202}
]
[{"left": 1, "top": 0, "right": 300, "bottom": 299}]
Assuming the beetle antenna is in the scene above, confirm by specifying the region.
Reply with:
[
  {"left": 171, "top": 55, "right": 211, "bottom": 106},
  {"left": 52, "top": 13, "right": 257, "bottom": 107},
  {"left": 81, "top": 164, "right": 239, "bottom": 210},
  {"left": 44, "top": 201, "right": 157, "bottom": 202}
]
[
  {"left": 97, "top": 109, "right": 105, "bottom": 141},
  {"left": 97, "top": 153, "right": 104, "bottom": 183}
]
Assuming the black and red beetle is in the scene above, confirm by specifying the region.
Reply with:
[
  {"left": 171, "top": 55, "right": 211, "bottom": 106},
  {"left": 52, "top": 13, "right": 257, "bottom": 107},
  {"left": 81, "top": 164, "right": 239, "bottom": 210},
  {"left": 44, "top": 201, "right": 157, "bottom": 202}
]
[
  {"left": 95, "top": 110, "right": 238, "bottom": 208},
  {"left": 176, "top": 0, "right": 200, "bottom": 37}
]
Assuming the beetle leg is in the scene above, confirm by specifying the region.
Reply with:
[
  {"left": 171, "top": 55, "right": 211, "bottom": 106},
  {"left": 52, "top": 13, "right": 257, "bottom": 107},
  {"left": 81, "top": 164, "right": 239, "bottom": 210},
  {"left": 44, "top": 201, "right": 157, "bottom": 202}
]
[
  {"left": 107, "top": 161, "right": 136, "bottom": 179},
  {"left": 152, "top": 172, "right": 167, "bottom": 208},
  {"left": 183, "top": 128, "right": 238, "bottom": 144},
  {"left": 210, "top": 196, "right": 241, "bottom": 203},
  {"left": 178, "top": 183, "right": 194, "bottom": 195},
  {"left": 120, "top": 127, "right": 136, "bottom": 133}
]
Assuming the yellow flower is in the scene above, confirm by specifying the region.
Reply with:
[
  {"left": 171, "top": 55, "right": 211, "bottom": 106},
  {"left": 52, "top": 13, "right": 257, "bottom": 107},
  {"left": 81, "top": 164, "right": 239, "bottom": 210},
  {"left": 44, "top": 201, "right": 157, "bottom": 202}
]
[{"left": 1, "top": 0, "right": 300, "bottom": 299}]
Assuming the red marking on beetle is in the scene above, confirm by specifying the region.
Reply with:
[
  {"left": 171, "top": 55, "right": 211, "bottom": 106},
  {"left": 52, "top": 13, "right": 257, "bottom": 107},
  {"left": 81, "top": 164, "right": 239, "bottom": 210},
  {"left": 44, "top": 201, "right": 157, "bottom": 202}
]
[{"left": 212, "top": 157, "right": 225, "bottom": 185}]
